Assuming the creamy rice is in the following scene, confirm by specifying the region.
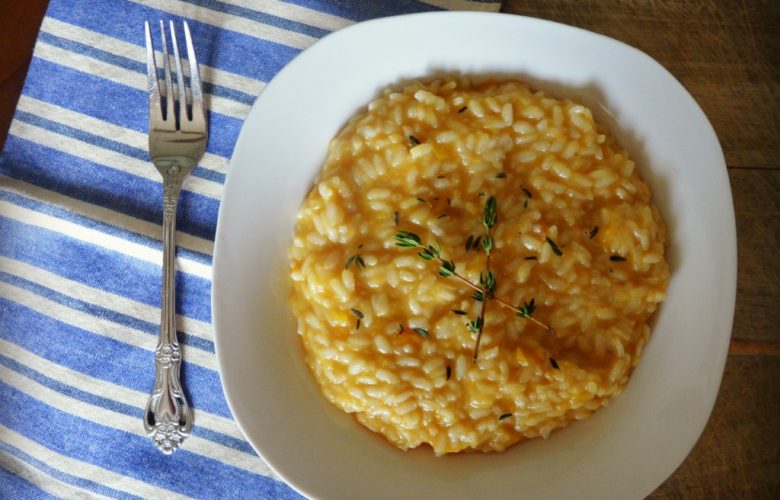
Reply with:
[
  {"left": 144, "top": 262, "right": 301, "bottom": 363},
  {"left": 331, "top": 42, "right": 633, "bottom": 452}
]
[{"left": 288, "top": 78, "right": 669, "bottom": 455}]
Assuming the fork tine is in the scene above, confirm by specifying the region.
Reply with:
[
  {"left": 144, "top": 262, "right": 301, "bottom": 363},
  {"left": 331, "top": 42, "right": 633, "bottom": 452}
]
[
  {"left": 169, "top": 21, "right": 188, "bottom": 124},
  {"left": 159, "top": 21, "right": 174, "bottom": 122},
  {"left": 183, "top": 21, "right": 204, "bottom": 116},
  {"left": 144, "top": 21, "right": 162, "bottom": 116}
]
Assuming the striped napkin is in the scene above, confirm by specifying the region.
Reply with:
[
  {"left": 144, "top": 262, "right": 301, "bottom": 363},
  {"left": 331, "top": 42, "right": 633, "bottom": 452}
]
[{"left": 0, "top": 0, "right": 502, "bottom": 498}]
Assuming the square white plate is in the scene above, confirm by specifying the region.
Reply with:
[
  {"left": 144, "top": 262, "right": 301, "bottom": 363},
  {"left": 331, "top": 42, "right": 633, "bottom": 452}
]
[{"left": 212, "top": 12, "right": 736, "bottom": 500}]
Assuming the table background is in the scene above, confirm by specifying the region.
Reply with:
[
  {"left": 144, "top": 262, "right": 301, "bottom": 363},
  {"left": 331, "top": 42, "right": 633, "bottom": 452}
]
[{"left": 1, "top": 0, "right": 777, "bottom": 498}]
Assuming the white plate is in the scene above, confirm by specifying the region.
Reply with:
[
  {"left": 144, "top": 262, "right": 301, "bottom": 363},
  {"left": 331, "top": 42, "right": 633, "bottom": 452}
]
[{"left": 212, "top": 12, "right": 735, "bottom": 500}]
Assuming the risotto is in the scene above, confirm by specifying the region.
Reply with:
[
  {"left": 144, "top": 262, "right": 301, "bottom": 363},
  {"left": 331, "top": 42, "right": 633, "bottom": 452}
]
[{"left": 288, "top": 78, "right": 669, "bottom": 456}]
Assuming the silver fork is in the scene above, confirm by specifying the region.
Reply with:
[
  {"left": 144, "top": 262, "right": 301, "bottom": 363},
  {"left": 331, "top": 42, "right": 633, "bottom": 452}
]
[{"left": 143, "top": 20, "right": 207, "bottom": 454}]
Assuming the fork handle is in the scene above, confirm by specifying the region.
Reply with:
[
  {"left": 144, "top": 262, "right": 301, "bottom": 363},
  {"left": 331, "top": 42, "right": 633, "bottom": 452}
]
[{"left": 144, "top": 169, "right": 192, "bottom": 454}]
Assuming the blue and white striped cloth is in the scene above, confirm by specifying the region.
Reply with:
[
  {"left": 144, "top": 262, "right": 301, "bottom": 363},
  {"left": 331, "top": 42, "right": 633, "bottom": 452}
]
[{"left": 0, "top": 0, "right": 502, "bottom": 497}]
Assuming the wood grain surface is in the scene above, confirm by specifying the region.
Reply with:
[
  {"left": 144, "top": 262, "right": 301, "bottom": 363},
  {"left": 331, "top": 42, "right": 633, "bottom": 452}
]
[{"left": 0, "top": 1, "right": 778, "bottom": 498}]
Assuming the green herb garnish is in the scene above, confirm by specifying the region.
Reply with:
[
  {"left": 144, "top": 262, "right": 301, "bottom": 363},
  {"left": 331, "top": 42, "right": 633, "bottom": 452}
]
[
  {"left": 351, "top": 308, "right": 364, "bottom": 329},
  {"left": 394, "top": 196, "right": 552, "bottom": 361},
  {"left": 472, "top": 235, "right": 482, "bottom": 252},
  {"left": 345, "top": 254, "right": 366, "bottom": 269},
  {"left": 467, "top": 317, "right": 483, "bottom": 335},
  {"left": 481, "top": 235, "right": 493, "bottom": 254},
  {"left": 412, "top": 327, "right": 429, "bottom": 339},
  {"left": 479, "top": 270, "right": 496, "bottom": 299},
  {"left": 395, "top": 231, "right": 422, "bottom": 248},
  {"left": 438, "top": 259, "right": 456, "bottom": 277},
  {"left": 465, "top": 234, "right": 483, "bottom": 252},
  {"left": 483, "top": 195, "right": 497, "bottom": 230},
  {"left": 516, "top": 298, "right": 536, "bottom": 319},
  {"left": 546, "top": 237, "right": 563, "bottom": 256}
]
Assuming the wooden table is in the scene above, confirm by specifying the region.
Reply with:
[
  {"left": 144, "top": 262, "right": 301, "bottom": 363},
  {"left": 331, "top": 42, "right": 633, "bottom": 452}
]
[{"left": 1, "top": 1, "right": 777, "bottom": 497}]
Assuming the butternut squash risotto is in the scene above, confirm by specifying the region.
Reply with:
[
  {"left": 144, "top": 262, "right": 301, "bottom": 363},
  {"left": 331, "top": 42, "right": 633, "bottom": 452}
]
[{"left": 288, "top": 78, "right": 669, "bottom": 456}]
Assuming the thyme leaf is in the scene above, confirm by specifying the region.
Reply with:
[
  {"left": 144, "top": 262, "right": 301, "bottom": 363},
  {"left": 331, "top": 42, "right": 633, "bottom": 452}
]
[
  {"left": 412, "top": 327, "right": 429, "bottom": 339},
  {"left": 481, "top": 235, "right": 493, "bottom": 254},
  {"left": 350, "top": 309, "right": 363, "bottom": 330},
  {"left": 439, "top": 259, "right": 456, "bottom": 277},
  {"left": 546, "top": 237, "right": 563, "bottom": 256},
  {"left": 516, "top": 298, "right": 536, "bottom": 318},
  {"left": 345, "top": 254, "right": 366, "bottom": 269},
  {"left": 467, "top": 317, "right": 483, "bottom": 334},
  {"left": 479, "top": 270, "right": 496, "bottom": 299},
  {"left": 395, "top": 231, "right": 421, "bottom": 248},
  {"left": 483, "top": 195, "right": 497, "bottom": 230},
  {"left": 472, "top": 235, "right": 482, "bottom": 252}
]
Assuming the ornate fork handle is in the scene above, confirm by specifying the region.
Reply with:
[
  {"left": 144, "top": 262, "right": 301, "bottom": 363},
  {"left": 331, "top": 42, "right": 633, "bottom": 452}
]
[
  {"left": 145, "top": 20, "right": 205, "bottom": 453},
  {"left": 144, "top": 167, "right": 193, "bottom": 454}
]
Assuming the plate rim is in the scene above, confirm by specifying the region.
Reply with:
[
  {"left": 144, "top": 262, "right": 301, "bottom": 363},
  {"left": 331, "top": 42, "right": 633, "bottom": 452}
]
[{"left": 212, "top": 10, "right": 736, "bottom": 500}]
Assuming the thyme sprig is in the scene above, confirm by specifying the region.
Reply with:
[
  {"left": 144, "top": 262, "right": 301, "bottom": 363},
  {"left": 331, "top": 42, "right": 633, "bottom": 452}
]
[
  {"left": 394, "top": 196, "right": 551, "bottom": 361},
  {"left": 345, "top": 254, "right": 365, "bottom": 269},
  {"left": 351, "top": 308, "right": 363, "bottom": 330}
]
